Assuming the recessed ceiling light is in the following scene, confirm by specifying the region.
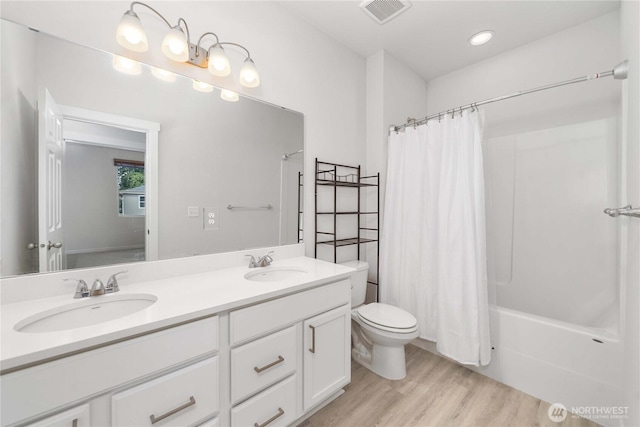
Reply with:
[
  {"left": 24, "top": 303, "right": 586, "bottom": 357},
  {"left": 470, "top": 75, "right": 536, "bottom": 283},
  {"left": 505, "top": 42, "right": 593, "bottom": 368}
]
[{"left": 468, "top": 30, "right": 494, "bottom": 46}]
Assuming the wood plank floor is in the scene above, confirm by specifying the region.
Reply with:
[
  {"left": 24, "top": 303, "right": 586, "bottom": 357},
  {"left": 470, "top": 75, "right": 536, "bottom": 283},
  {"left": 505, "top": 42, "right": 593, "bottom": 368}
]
[{"left": 299, "top": 344, "right": 600, "bottom": 427}]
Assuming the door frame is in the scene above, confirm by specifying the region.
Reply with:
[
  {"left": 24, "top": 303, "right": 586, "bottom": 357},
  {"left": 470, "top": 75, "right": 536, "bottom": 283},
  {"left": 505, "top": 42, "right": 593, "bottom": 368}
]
[{"left": 58, "top": 105, "right": 160, "bottom": 261}]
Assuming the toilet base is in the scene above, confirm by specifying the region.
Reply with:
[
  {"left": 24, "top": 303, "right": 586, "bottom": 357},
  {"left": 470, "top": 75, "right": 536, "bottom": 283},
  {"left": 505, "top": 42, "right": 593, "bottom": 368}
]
[{"left": 352, "top": 342, "right": 408, "bottom": 380}]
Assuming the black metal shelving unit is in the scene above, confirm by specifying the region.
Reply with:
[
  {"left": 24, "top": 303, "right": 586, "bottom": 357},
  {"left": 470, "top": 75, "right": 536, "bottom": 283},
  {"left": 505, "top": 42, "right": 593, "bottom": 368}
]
[{"left": 314, "top": 159, "right": 380, "bottom": 298}]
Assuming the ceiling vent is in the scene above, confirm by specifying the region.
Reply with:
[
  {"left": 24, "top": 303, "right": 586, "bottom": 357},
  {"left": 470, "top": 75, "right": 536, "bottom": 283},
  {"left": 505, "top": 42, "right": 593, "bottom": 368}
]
[{"left": 360, "top": 0, "right": 412, "bottom": 25}]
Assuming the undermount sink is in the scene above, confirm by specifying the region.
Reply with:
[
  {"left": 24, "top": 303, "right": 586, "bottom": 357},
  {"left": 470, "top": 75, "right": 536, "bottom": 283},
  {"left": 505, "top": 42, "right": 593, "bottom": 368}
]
[
  {"left": 14, "top": 293, "right": 158, "bottom": 333},
  {"left": 244, "top": 266, "right": 309, "bottom": 282}
]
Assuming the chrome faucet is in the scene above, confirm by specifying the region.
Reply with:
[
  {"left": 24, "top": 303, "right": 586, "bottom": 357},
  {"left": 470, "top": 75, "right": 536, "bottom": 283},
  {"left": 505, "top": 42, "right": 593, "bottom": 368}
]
[
  {"left": 257, "top": 251, "right": 274, "bottom": 267},
  {"left": 245, "top": 251, "right": 274, "bottom": 268},
  {"left": 65, "top": 279, "right": 89, "bottom": 299},
  {"left": 66, "top": 271, "right": 127, "bottom": 298}
]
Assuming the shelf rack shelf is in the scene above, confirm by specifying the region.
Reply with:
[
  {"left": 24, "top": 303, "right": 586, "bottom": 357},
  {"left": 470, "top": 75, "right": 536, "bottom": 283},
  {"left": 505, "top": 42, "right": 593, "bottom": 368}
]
[{"left": 314, "top": 159, "right": 380, "bottom": 299}]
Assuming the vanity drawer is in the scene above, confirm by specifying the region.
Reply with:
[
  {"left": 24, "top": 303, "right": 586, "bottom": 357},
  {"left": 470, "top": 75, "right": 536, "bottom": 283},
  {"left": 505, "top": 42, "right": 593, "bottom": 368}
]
[
  {"left": 231, "top": 325, "right": 297, "bottom": 404},
  {"left": 24, "top": 404, "right": 90, "bottom": 427},
  {"left": 231, "top": 375, "right": 296, "bottom": 427},
  {"left": 112, "top": 356, "right": 219, "bottom": 427},
  {"left": 230, "top": 279, "right": 350, "bottom": 344}
]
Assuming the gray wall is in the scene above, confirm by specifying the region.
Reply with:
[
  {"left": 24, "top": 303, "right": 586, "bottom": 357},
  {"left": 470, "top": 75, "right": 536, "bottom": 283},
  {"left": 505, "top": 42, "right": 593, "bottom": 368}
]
[
  {"left": 0, "top": 21, "right": 38, "bottom": 276},
  {"left": 64, "top": 143, "right": 145, "bottom": 254}
]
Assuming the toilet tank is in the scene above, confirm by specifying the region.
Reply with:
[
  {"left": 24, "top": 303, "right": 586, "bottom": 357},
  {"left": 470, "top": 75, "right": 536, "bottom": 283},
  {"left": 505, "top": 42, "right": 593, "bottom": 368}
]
[{"left": 341, "top": 260, "right": 369, "bottom": 306}]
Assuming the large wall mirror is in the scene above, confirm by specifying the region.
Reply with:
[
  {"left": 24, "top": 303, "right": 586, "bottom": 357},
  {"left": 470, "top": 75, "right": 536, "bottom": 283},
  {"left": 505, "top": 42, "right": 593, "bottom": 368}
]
[{"left": 1, "top": 18, "right": 304, "bottom": 278}]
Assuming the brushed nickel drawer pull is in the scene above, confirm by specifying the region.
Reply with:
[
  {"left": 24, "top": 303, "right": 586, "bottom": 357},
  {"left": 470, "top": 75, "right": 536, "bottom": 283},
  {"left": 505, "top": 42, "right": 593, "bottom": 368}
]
[
  {"left": 254, "top": 355, "right": 285, "bottom": 373},
  {"left": 254, "top": 407, "right": 284, "bottom": 427},
  {"left": 309, "top": 325, "right": 316, "bottom": 353},
  {"left": 149, "top": 396, "right": 196, "bottom": 424}
]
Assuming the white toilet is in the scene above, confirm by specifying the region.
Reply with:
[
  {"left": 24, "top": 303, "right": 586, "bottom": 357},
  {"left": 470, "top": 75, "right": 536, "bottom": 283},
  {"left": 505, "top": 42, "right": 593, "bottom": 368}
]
[{"left": 343, "top": 260, "right": 418, "bottom": 380}]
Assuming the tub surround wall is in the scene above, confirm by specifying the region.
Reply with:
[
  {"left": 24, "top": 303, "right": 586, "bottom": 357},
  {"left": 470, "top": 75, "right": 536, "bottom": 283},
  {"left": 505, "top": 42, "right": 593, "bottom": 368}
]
[{"left": 620, "top": 1, "right": 640, "bottom": 425}]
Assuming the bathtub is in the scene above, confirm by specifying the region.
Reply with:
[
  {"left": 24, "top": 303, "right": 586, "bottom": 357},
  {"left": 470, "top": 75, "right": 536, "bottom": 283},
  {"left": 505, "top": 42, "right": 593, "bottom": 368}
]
[{"left": 414, "top": 305, "right": 625, "bottom": 426}]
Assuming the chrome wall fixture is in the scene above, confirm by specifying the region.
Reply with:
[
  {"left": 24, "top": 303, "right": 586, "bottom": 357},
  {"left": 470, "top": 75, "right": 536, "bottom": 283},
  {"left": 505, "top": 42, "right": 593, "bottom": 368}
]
[
  {"left": 604, "top": 205, "right": 640, "bottom": 219},
  {"left": 116, "top": 1, "right": 260, "bottom": 88}
]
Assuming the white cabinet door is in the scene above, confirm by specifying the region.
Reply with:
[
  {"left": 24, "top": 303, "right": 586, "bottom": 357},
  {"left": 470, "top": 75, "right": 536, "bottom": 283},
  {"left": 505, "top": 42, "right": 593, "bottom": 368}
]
[
  {"left": 24, "top": 404, "right": 90, "bottom": 427},
  {"left": 303, "top": 304, "right": 351, "bottom": 411}
]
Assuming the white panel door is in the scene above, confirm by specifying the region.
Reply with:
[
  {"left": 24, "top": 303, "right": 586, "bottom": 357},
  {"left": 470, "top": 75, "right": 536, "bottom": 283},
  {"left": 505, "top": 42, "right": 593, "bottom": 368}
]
[
  {"left": 303, "top": 304, "right": 351, "bottom": 411},
  {"left": 38, "top": 88, "right": 65, "bottom": 272}
]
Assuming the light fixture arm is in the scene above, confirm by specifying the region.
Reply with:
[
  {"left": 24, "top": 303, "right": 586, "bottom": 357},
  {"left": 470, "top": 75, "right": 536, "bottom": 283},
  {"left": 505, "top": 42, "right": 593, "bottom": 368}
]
[
  {"left": 196, "top": 32, "right": 221, "bottom": 57},
  {"left": 177, "top": 17, "right": 191, "bottom": 46},
  {"left": 129, "top": 2, "right": 190, "bottom": 44},
  {"left": 218, "top": 42, "right": 252, "bottom": 60},
  {"left": 129, "top": 1, "right": 172, "bottom": 28}
]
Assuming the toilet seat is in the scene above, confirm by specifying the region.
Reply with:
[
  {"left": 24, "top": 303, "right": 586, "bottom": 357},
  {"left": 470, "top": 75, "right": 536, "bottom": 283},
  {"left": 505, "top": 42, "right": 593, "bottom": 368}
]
[{"left": 355, "top": 303, "right": 417, "bottom": 334}]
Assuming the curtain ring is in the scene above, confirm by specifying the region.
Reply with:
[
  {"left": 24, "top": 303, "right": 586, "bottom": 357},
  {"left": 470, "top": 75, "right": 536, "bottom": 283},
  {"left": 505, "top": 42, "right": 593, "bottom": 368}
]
[
  {"left": 451, "top": 109, "right": 455, "bottom": 119},
  {"left": 438, "top": 113, "right": 442, "bottom": 123}
]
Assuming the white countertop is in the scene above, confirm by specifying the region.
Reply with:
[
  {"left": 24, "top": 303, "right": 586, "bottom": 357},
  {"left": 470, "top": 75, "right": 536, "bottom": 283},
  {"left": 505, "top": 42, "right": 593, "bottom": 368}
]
[{"left": 1, "top": 256, "right": 354, "bottom": 373}]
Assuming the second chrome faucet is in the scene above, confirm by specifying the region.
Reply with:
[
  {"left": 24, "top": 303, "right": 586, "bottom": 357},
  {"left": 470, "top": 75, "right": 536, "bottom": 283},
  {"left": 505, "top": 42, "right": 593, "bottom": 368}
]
[
  {"left": 246, "top": 251, "right": 274, "bottom": 268},
  {"left": 66, "top": 271, "right": 127, "bottom": 298}
]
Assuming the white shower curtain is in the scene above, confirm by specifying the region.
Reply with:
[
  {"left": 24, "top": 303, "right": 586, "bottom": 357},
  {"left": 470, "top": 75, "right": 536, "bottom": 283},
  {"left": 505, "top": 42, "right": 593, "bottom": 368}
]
[{"left": 380, "top": 110, "right": 491, "bottom": 366}]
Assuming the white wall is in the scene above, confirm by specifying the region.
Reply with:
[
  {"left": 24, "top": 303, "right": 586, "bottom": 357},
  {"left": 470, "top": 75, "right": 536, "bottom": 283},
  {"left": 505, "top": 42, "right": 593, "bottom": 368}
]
[
  {"left": 0, "top": 21, "right": 38, "bottom": 276},
  {"left": 64, "top": 143, "right": 145, "bottom": 254},
  {"left": 364, "top": 50, "right": 427, "bottom": 297},
  {"left": 620, "top": 1, "right": 640, "bottom": 424},
  {"left": 0, "top": 1, "right": 367, "bottom": 258}
]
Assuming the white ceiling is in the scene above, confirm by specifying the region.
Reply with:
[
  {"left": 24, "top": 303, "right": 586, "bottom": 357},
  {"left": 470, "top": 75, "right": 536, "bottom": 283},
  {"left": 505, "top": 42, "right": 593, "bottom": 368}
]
[{"left": 280, "top": 1, "right": 620, "bottom": 81}]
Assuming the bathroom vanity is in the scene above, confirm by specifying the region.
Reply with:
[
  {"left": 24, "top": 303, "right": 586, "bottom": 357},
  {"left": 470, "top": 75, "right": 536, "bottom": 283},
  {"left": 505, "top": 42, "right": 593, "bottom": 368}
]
[{"left": 0, "top": 256, "right": 353, "bottom": 427}]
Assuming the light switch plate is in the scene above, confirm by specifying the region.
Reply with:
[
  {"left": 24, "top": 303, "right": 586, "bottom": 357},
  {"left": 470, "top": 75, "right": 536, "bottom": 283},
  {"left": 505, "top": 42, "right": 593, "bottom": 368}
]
[
  {"left": 187, "top": 206, "right": 199, "bottom": 217},
  {"left": 204, "top": 207, "right": 218, "bottom": 230}
]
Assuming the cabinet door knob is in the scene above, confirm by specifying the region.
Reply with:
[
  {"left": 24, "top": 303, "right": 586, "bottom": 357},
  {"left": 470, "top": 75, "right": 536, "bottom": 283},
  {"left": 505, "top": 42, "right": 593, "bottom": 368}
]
[{"left": 254, "top": 407, "right": 284, "bottom": 427}]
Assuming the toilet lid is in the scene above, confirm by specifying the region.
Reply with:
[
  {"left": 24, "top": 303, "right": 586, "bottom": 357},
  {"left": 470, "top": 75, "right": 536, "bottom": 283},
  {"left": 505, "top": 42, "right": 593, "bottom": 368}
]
[{"left": 356, "top": 303, "right": 417, "bottom": 330}]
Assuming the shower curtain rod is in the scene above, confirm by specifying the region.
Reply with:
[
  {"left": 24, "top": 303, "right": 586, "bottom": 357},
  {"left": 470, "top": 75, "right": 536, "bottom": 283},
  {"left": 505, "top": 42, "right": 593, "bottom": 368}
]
[{"left": 390, "top": 60, "right": 629, "bottom": 134}]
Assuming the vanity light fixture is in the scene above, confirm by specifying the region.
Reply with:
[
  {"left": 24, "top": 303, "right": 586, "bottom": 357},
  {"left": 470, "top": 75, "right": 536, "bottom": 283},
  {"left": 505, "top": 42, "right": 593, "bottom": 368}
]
[
  {"left": 468, "top": 30, "right": 494, "bottom": 46},
  {"left": 220, "top": 89, "right": 239, "bottom": 102},
  {"left": 193, "top": 80, "right": 214, "bottom": 93},
  {"left": 116, "top": 2, "right": 260, "bottom": 88},
  {"left": 112, "top": 55, "right": 142, "bottom": 75}
]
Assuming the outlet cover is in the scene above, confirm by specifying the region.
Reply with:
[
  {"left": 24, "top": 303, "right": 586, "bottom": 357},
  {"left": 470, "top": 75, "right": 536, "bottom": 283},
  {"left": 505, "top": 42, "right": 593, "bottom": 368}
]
[
  {"left": 187, "top": 206, "right": 199, "bottom": 217},
  {"left": 204, "top": 207, "right": 219, "bottom": 230}
]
